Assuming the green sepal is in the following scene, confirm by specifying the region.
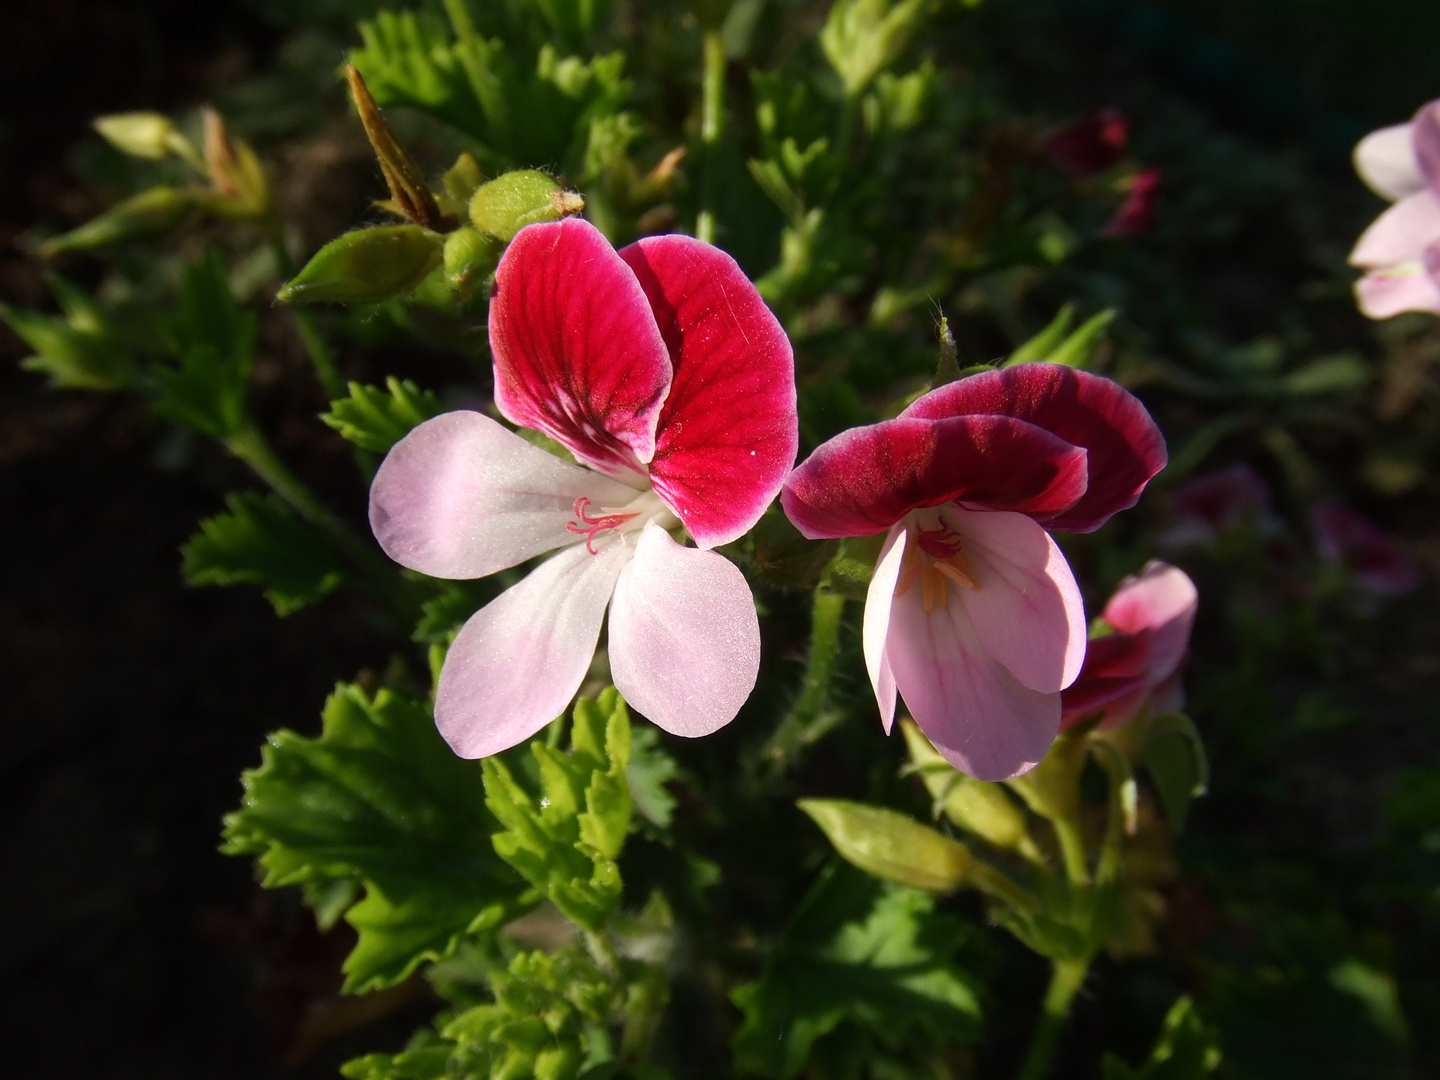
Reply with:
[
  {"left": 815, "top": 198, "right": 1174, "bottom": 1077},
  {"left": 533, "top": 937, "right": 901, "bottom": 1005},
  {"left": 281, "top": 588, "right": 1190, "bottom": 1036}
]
[
  {"left": 181, "top": 491, "right": 348, "bottom": 615},
  {"left": 38, "top": 186, "right": 196, "bottom": 257},
  {"left": 1143, "top": 712, "right": 1209, "bottom": 832},
  {"left": 469, "top": 170, "right": 581, "bottom": 242},
  {"left": 321, "top": 377, "right": 443, "bottom": 454},
  {"left": 222, "top": 684, "right": 530, "bottom": 994},
  {"left": 277, "top": 226, "right": 444, "bottom": 305}
]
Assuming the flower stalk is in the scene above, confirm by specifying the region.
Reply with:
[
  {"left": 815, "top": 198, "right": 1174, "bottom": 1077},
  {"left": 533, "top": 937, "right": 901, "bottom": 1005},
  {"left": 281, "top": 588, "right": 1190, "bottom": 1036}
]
[
  {"left": 1017, "top": 958, "right": 1090, "bottom": 1080},
  {"left": 696, "top": 29, "right": 726, "bottom": 244}
]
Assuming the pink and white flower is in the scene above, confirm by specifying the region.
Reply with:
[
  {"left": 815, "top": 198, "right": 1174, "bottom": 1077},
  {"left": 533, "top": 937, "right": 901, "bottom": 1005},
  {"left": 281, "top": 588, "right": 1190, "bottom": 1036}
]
[
  {"left": 1060, "top": 561, "right": 1198, "bottom": 732},
  {"left": 1311, "top": 500, "right": 1420, "bottom": 597},
  {"left": 369, "top": 218, "right": 797, "bottom": 757},
  {"left": 1349, "top": 99, "right": 1440, "bottom": 319},
  {"left": 781, "top": 364, "right": 1167, "bottom": 780}
]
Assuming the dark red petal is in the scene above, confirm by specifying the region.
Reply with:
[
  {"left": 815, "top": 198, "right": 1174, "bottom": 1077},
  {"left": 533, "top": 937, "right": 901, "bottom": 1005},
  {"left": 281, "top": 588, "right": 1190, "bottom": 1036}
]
[
  {"left": 781, "top": 413, "right": 1088, "bottom": 540},
  {"left": 903, "top": 364, "right": 1167, "bottom": 532},
  {"left": 489, "top": 219, "right": 672, "bottom": 476},
  {"left": 1078, "top": 629, "right": 1153, "bottom": 680},
  {"left": 619, "top": 234, "right": 798, "bottom": 548},
  {"left": 1060, "top": 674, "right": 1149, "bottom": 729}
]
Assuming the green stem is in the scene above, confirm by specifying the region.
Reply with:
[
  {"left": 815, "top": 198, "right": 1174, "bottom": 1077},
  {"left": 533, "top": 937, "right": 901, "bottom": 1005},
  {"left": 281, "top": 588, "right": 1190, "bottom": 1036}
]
[
  {"left": 267, "top": 225, "right": 346, "bottom": 401},
  {"left": 966, "top": 859, "right": 1041, "bottom": 913},
  {"left": 695, "top": 29, "right": 726, "bottom": 244},
  {"left": 1051, "top": 815, "right": 1091, "bottom": 888},
  {"left": 1017, "top": 959, "right": 1090, "bottom": 1080},
  {"left": 760, "top": 589, "right": 846, "bottom": 777}
]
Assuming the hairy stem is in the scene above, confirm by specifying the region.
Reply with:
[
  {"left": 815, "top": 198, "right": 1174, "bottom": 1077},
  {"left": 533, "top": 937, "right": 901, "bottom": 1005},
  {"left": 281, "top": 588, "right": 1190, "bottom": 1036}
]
[
  {"left": 695, "top": 29, "right": 726, "bottom": 244},
  {"left": 760, "top": 589, "right": 846, "bottom": 777},
  {"left": 1052, "top": 815, "right": 1091, "bottom": 888},
  {"left": 1017, "top": 959, "right": 1090, "bottom": 1080}
]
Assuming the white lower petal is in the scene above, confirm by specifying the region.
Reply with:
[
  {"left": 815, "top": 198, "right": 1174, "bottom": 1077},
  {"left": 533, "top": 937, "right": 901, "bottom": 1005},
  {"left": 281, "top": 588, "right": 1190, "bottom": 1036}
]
[
  {"left": 1350, "top": 191, "right": 1440, "bottom": 269},
  {"left": 608, "top": 523, "right": 760, "bottom": 738},
  {"left": 941, "top": 507, "right": 1086, "bottom": 693},
  {"left": 1355, "top": 263, "right": 1440, "bottom": 318},
  {"left": 435, "top": 539, "right": 630, "bottom": 757},
  {"left": 864, "top": 524, "right": 907, "bottom": 732},
  {"left": 1354, "top": 123, "right": 1424, "bottom": 201},
  {"left": 370, "top": 410, "right": 641, "bottom": 579}
]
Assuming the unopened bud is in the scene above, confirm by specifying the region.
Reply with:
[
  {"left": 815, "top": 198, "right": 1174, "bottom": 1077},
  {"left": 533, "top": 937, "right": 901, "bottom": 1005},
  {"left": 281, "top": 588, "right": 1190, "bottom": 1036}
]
[
  {"left": 39, "top": 186, "right": 195, "bottom": 257},
  {"left": 900, "top": 720, "right": 1033, "bottom": 854},
  {"left": 441, "top": 151, "right": 485, "bottom": 204},
  {"left": 93, "top": 112, "right": 192, "bottom": 163},
  {"left": 201, "top": 108, "right": 271, "bottom": 218},
  {"left": 443, "top": 226, "right": 502, "bottom": 302},
  {"left": 277, "top": 225, "right": 443, "bottom": 305},
  {"left": 469, "top": 170, "right": 584, "bottom": 242},
  {"left": 798, "top": 798, "right": 974, "bottom": 893}
]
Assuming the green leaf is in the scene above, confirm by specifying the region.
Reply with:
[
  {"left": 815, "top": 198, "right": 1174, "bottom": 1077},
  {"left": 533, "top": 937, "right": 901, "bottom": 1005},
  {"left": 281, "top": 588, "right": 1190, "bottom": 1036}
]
[
  {"left": 1280, "top": 354, "right": 1371, "bottom": 396},
  {"left": 222, "top": 684, "right": 530, "bottom": 993},
  {"left": 731, "top": 863, "right": 984, "bottom": 1079},
  {"left": 483, "top": 689, "right": 633, "bottom": 931},
  {"left": 1, "top": 275, "right": 137, "bottom": 390},
  {"left": 820, "top": 0, "right": 928, "bottom": 99},
  {"left": 1143, "top": 713, "right": 1209, "bottom": 832},
  {"left": 1102, "top": 996, "right": 1221, "bottom": 1080},
  {"left": 181, "top": 491, "right": 347, "bottom": 615},
  {"left": 1005, "top": 305, "right": 1115, "bottom": 368},
  {"left": 38, "top": 186, "right": 196, "bottom": 257},
  {"left": 626, "top": 724, "right": 678, "bottom": 829},
  {"left": 322, "top": 377, "right": 444, "bottom": 454}
]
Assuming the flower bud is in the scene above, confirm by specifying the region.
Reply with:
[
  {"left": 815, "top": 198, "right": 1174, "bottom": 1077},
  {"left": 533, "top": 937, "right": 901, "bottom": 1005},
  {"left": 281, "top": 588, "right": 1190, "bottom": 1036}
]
[
  {"left": 900, "top": 719, "right": 1033, "bottom": 854},
  {"left": 443, "top": 226, "right": 502, "bottom": 302},
  {"left": 201, "top": 107, "right": 271, "bottom": 219},
  {"left": 277, "top": 225, "right": 444, "bottom": 305},
  {"left": 798, "top": 798, "right": 975, "bottom": 894},
  {"left": 93, "top": 112, "right": 189, "bottom": 162},
  {"left": 39, "top": 187, "right": 196, "bottom": 258},
  {"left": 469, "top": 170, "right": 584, "bottom": 242}
]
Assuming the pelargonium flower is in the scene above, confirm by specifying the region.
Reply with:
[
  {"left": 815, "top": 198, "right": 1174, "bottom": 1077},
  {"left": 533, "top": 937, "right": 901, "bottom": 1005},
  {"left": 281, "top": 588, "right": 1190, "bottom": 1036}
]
[
  {"left": 1102, "top": 167, "right": 1161, "bottom": 237},
  {"left": 781, "top": 364, "right": 1167, "bottom": 780},
  {"left": 370, "top": 219, "right": 796, "bottom": 757},
  {"left": 1060, "top": 561, "right": 1198, "bottom": 732},
  {"left": 1349, "top": 99, "right": 1440, "bottom": 318},
  {"left": 1311, "top": 500, "right": 1420, "bottom": 597},
  {"left": 1044, "top": 107, "right": 1128, "bottom": 178},
  {"left": 1157, "top": 463, "right": 1277, "bottom": 548}
]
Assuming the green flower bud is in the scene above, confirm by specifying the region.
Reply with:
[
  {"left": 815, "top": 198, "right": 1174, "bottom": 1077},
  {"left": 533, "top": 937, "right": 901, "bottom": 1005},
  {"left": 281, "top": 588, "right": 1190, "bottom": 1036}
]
[
  {"left": 443, "top": 226, "right": 502, "bottom": 301},
  {"left": 900, "top": 719, "right": 1036, "bottom": 857},
  {"left": 201, "top": 107, "right": 271, "bottom": 219},
  {"left": 469, "top": 170, "right": 585, "bottom": 242},
  {"left": 39, "top": 186, "right": 196, "bottom": 258},
  {"left": 442, "top": 151, "right": 485, "bottom": 204},
  {"left": 277, "top": 225, "right": 443, "bottom": 305},
  {"left": 93, "top": 112, "right": 192, "bottom": 162},
  {"left": 798, "top": 798, "right": 975, "bottom": 894}
]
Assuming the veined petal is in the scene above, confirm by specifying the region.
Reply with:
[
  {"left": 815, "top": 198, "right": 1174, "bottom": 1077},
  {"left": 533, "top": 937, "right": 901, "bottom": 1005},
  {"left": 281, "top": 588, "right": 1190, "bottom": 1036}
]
[
  {"left": 1060, "top": 674, "right": 1148, "bottom": 731},
  {"left": 1102, "top": 560, "right": 1198, "bottom": 683},
  {"left": 608, "top": 523, "right": 760, "bottom": 737},
  {"left": 490, "top": 219, "right": 672, "bottom": 476},
  {"left": 1350, "top": 190, "right": 1440, "bottom": 269},
  {"left": 864, "top": 524, "right": 908, "bottom": 733},
  {"left": 1354, "top": 262, "right": 1440, "bottom": 318},
  {"left": 1354, "top": 123, "right": 1424, "bottom": 200},
  {"left": 887, "top": 584, "right": 1061, "bottom": 781},
  {"left": 370, "top": 410, "right": 641, "bottom": 579},
  {"left": 619, "top": 235, "right": 798, "bottom": 548},
  {"left": 781, "top": 414, "right": 1088, "bottom": 540},
  {"left": 1415, "top": 99, "right": 1440, "bottom": 195},
  {"left": 435, "top": 539, "right": 630, "bottom": 758},
  {"left": 944, "top": 507, "right": 1087, "bottom": 694},
  {"left": 902, "top": 365, "right": 1167, "bottom": 533}
]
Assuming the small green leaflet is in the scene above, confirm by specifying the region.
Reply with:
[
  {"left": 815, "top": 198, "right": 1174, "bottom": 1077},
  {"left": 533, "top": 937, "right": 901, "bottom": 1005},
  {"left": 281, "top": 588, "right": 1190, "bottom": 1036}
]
[
  {"left": 483, "top": 689, "right": 633, "bottom": 931},
  {"left": 1102, "top": 996, "right": 1222, "bottom": 1080},
  {"left": 1005, "top": 304, "right": 1116, "bottom": 369},
  {"left": 0, "top": 273, "right": 137, "bottom": 390},
  {"left": 182, "top": 491, "right": 347, "bottom": 615},
  {"left": 731, "top": 862, "right": 984, "bottom": 1079},
  {"left": 222, "top": 684, "right": 532, "bottom": 993},
  {"left": 626, "top": 723, "right": 678, "bottom": 829},
  {"left": 322, "top": 377, "right": 443, "bottom": 454}
]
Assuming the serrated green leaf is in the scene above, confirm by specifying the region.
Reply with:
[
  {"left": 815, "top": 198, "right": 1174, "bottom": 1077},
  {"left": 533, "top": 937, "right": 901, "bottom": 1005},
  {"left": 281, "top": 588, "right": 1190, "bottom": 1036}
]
[
  {"left": 223, "top": 684, "right": 530, "bottom": 993},
  {"left": 626, "top": 725, "right": 678, "bottom": 829},
  {"left": 2, "top": 274, "right": 138, "bottom": 390},
  {"left": 182, "top": 491, "right": 347, "bottom": 615},
  {"left": 322, "top": 377, "right": 444, "bottom": 454},
  {"left": 1102, "top": 996, "right": 1221, "bottom": 1079},
  {"left": 731, "top": 863, "right": 984, "bottom": 1079},
  {"left": 820, "top": 0, "right": 928, "bottom": 99}
]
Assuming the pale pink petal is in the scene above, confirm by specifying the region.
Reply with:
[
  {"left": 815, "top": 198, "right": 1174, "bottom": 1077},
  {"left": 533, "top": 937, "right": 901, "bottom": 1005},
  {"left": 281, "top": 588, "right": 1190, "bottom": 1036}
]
[
  {"left": 863, "top": 524, "right": 908, "bottom": 733},
  {"left": 608, "top": 524, "right": 760, "bottom": 737},
  {"left": 490, "top": 219, "right": 672, "bottom": 476},
  {"left": 1354, "top": 123, "right": 1424, "bottom": 200},
  {"left": 370, "top": 411, "right": 641, "bottom": 579},
  {"left": 1102, "top": 560, "right": 1198, "bottom": 683},
  {"left": 886, "top": 584, "right": 1061, "bottom": 781},
  {"left": 1415, "top": 100, "right": 1440, "bottom": 195},
  {"left": 1355, "top": 263, "right": 1440, "bottom": 318},
  {"left": 619, "top": 235, "right": 798, "bottom": 548},
  {"left": 1350, "top": 190, "right": 1440, "bottom": 269},
  {"left": 943, "top": 507, "right": 1087, "bottom": 694},
  {"left": 435, "top": 540, "right": 630, "bottom": 757}
]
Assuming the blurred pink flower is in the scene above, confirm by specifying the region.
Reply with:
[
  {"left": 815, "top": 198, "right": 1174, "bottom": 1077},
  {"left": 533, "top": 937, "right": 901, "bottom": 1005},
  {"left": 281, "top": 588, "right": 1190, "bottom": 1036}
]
[
  {"left": 1349, "top": 99, "right": 1440, "bottom": 319},
  {"left": 1158, "top": 463, "right": 1277, "bottom": 547},
  {"left": 1310, "top": 501, "right": 1420, "bottom": 596},
  {"left": 1061, "top": 562, "right": 1198, "bottom": 731},
  {"left": 1044, "top": 107, "right": 1129, "bottom": 178},
  {"left": 1102, "top": 167, "right": 1162, "bottom": 237},
  {"left": 369, "top": 218, "right": 797, "bottom": 757},
  {"left": 782, "top": 364, "right": 1167, "bottom": 780}
]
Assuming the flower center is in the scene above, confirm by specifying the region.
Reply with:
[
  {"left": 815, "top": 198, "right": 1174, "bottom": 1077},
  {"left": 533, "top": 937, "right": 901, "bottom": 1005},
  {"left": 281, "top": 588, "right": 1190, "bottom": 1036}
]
[
  {"left": 565, "top": 490, "right": 679, "bottom": 554},
  {"left": 895, "top": 518, "right": 979, "bottom": 612},
  {"left": 566, "top": 497, "right": 640, "bottom": 554}
]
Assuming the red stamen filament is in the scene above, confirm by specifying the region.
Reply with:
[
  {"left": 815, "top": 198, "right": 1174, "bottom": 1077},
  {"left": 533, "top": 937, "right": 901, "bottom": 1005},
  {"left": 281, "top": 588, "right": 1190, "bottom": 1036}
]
[{"left": 566, "top": 497, "right": 640, "bottom": 554}]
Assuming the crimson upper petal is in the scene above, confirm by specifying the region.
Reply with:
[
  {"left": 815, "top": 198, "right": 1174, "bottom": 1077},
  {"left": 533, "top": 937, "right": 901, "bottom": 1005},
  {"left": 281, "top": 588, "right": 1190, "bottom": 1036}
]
[
  {"left": 489, "top": 218, "right": 672, "bottom": 476},
  {"left": 781, "top": 413, "right": 1089, "bottom": 540},
  {"left": 902, "top": 364, "right": 1167, "bottom": 532}
]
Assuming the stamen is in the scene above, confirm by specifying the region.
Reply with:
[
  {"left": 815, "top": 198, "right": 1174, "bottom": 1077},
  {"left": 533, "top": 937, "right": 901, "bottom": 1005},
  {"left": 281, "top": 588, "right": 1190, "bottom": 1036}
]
[
  {"left": 934, "top": 550, "right": 980, "bottom": 591},
  {"left": 566, "top": 496, "right": 640, "bottom": 555}
]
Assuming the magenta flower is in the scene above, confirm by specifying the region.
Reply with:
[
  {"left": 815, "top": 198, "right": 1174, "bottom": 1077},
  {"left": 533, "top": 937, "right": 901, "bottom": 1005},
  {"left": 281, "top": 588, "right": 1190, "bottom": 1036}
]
[
  {"left": 369, "top": 219, "right": 797, "bottom": 757},
  {"left": 1311, "top": 500, "right": 1420, "bottom": 597},
  {"left": 1157, "top": 463, "right": 1277, "bottom": 548},
  {"left": 1102, "top": 167, "right": 1161, "bottom": 237},
  {"left": 1060, "top": 561, "right": 1198, "bottom": 732},
  {"left": 781, "top": 364, "right": 1167, "bottom": 780},
  {"left": 1349, "top": 99, "right": 1440, "bottom": 318},
  {"left": 1044, "top": 107, "right": 1129, "bottom": 178}
]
